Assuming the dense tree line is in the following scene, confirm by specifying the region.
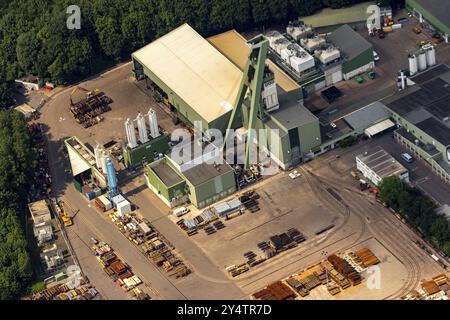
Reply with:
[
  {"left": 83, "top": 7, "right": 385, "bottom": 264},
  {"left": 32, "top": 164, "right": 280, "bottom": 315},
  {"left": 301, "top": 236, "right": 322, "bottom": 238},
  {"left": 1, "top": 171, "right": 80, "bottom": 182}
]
[
  {"left": 0, "top": 110, "right": 35, "bottom": 299},
  {"left": 0, "top": 0, "right": 404, "bottom": 108},
  {"left": 379, "top": 176, "right": 450, "bottom": 256}
]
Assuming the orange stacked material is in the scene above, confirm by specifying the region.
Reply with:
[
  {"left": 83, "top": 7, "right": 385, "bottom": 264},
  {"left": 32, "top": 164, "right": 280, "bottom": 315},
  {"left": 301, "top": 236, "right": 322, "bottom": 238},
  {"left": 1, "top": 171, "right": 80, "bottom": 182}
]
[
  {"left": 355, "top": 248, "right": 380, "bottom": 267},
  {"left": 432, "top": 274, "right": 449, "bottom": 286},
  {"left": 252, "top": 281, "right": 296, "bottom": 300},
  {"left": 421, "top": 280, "right": 440, "bottom": 295},
  {"left": 328, "top": 254, "right": 361, "bottom": 286}
]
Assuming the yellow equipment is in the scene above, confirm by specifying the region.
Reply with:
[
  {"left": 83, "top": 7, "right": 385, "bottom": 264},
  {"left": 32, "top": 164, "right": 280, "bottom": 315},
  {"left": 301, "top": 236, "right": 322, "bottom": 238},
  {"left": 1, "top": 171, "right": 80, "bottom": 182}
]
[
  {"left": 60, "top": 201, "right": 73, "bottom": 227},
  {"left": 70, "top": 86, "right": 101, "bottom": 106}
]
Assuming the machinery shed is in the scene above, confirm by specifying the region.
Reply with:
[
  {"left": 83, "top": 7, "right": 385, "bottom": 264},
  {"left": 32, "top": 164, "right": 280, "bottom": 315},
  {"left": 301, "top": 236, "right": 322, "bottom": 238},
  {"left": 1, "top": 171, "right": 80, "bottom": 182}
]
[{"left": 132, "top": 24, "right": 243, "bottom": 133}]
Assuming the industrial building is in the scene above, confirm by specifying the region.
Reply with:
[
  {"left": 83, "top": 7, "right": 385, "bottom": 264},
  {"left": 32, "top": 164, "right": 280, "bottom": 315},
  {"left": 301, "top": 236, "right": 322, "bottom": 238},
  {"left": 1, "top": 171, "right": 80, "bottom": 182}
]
[
  {"left": 133, "top": 25, "right": 322, "bottom": 170},
  {"left": 327, "top": 24, "right": 374, "bottom": 80},
  {"left": 406, "top": 0, "right": 450, "bottom": 43},
  {"left": 64, "top": 136, "right": 107, "bottom": 190},
  {"left": 145, "top": 139, "right": 236, "bottom": 209},
  {"left": 122, "top": 108, "right": 169, "bottom": 169},
  {"left": 356, "top": 147, "right": 409, "bottom": 186},
  {"left": 382, "top": 64, "right": 450, "bottom": 184},
  {"left": 132, "top": 24, "right": 243, "bottom": 135}
]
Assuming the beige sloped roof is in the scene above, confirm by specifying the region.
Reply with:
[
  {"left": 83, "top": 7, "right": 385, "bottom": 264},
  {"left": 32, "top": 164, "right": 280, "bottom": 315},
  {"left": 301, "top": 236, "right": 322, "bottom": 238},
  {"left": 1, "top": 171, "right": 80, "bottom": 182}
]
[
  {"left": 133, "top": 24, "right": 243, "bottom": 123},
  {"left": 208, "top": 30, "right": 300, "bottom": 92}
]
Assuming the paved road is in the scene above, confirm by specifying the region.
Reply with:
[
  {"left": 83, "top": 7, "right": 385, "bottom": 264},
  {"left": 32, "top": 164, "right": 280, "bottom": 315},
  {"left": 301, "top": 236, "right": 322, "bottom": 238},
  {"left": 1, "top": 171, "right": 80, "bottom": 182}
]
[{"left": 39, "top": 64, "right": 244, "bottom": 300}]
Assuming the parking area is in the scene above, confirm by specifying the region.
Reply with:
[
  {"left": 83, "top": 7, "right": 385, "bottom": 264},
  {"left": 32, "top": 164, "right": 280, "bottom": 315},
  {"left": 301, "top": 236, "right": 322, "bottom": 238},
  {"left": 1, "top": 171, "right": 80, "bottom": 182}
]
[{"left": 187, "top": 172, "right": 342, "bottom": 270}]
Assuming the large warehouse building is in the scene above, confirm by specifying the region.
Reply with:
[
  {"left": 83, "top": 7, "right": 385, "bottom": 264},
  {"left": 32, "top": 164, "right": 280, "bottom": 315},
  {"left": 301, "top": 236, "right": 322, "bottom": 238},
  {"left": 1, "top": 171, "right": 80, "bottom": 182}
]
[
  {"left": 133, "top": 24, "right": 322, "bottom": 170},
  {"left": 406, "top": 0, "right": 450, "bottom": 43},
  {"left": 381, "top": 64, "right": 450, "bottom": 185},
  {"left": 132, "top": 24, "right": 243, "bottom": 135}
]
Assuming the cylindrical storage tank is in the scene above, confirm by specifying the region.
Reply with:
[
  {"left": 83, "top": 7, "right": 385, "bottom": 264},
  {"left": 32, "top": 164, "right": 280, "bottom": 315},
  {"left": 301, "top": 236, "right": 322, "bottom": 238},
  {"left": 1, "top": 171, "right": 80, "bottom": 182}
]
[
  {"left": 100, "top": 151, "right": 108, "bottom": 174},
  {"left": 136, "top": 113, "right": 149, "bottom": 144},
  {"left": 409, "top": 55, "right": 418, "bottom": 75},
  {"left": 426, "top": 46, "right": 436, "bottom": 67},
  {"left": 94, "top": 145, "right": 103, "bottom": 170},
  {"left": 418, "top": 51, "right": 427, "bottom": 71}
]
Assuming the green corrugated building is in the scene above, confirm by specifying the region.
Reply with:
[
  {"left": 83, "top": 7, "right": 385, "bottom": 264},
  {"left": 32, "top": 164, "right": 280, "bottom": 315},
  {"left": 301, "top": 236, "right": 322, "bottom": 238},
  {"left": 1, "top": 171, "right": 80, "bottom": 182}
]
[
  {"left": 327, "top": 24, "right": 374, "bottom": 80},
  {"left": 145, "top": 140, "right": 237, "bottom": 209},
  {"left": 123, "top": 133, "right": 169, "bottom": 169}
]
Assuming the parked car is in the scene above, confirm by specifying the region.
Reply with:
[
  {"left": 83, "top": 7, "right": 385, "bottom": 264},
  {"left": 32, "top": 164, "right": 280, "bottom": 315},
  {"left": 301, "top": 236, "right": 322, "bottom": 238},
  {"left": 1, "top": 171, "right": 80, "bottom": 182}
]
[
  {"left": 289, "top": 170, "right": 301, "bottom": 179},
  {"left": 401, "top": 153, "right": 414, "bottom": 163},
  {"left": 174, "top": 206, "right": 190, "bottom": 218},
  {"left": 412, "top": 26, "right": 422, "bottom": 34}
]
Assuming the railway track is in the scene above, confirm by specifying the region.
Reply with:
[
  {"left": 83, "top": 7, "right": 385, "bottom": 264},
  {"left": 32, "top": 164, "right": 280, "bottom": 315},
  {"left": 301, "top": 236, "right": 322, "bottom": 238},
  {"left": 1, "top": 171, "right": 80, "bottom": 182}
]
[{"left": 303, "top": 167, "right": 449, "bottom": 299}]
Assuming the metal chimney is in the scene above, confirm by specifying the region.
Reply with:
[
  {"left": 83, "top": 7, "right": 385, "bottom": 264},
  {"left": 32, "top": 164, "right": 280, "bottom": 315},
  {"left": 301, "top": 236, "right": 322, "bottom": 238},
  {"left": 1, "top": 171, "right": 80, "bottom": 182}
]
[
  {"left": 136, "top": 113, "right": 149, "bottom": 144},
  {"left": 125, "top": 118, "right": 137, "bottom": 149},
  {"left": 105, "top": 157, "right": 119, "bottom": 198},
  {"left": 148, "top": 108, "right": 160, "bottom": 138},
  {"left": 94, "top": 145, "right": 103, "bottom": 170}
]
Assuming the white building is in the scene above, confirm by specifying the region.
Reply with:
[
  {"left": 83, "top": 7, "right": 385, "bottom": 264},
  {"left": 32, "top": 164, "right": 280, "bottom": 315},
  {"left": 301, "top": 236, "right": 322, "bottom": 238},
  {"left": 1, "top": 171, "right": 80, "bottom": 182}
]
[{"left": 356, "top": 147, "right": 409, "bottom": 186}]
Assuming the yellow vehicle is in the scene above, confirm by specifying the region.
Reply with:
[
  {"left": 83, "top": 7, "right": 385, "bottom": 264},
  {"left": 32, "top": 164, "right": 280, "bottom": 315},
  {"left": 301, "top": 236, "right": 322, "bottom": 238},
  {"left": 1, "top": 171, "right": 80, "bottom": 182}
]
[{"left": 60, "top": 201, "right": 73, "bottom": 227}]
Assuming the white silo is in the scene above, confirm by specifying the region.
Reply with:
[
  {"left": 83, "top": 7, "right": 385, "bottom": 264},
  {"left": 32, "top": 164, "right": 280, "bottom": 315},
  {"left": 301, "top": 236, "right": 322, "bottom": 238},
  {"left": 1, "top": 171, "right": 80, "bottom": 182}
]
[
  {"left": 409, "top": 54, "right": 418, "bottom": 75},
  {"left": 100, "top": 150, "right": 108, "bottom": 174},
  {"left": 136, "top": 113, "right": 149, "bottom": 144},
  {"left": 94, "top": 145, "right": 103, "bottom": 170},
  {"left": 418, "top": 51, "right": 427, "bottom": 71},
  {"left": 425, "top": 45, "right": 436, "bottom": 67},
  {"left": 148, "top": 108, "right": 160, "bottom": 138},
  {"left": 125, "top": 118, "right": 137, "bottom": 149}
]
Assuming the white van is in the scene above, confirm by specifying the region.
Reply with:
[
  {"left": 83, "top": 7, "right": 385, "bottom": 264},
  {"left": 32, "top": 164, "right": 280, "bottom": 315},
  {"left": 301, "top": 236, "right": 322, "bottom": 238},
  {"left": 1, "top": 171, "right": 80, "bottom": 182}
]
[
  {"left": 401, "top": 153, "right": 414, "bottom": 163},
  {"left": 174, "top": 206, "right": 190, "bottom": 218},
  {"left": 373, "top": 51, "right": 380, "bottom": 61}
]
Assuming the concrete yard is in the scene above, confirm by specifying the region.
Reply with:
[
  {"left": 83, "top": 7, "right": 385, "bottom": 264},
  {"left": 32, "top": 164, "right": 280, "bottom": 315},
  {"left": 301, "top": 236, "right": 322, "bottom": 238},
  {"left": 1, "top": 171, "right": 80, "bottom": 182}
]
[{"left": 189, "top": 173, "right": 341, "bottom": 269}]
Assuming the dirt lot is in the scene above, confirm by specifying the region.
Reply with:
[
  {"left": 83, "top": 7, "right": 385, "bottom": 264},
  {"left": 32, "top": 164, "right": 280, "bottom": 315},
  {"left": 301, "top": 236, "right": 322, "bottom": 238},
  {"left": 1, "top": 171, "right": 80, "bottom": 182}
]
[{"left": 188, "top": 173, "right": 342, "bottom": 269}]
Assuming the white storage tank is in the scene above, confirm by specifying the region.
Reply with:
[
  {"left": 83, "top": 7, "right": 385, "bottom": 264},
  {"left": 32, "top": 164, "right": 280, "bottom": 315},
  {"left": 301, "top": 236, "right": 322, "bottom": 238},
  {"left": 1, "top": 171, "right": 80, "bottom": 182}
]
[
  {"left": 409, "top": 54, "right": 418, "bottom": 75},
  {"left": 418, "top": 51, "right": 427, "bottom": 71},
  {"left": 425, "top": 45, "right": 436, "bottom": 67}
]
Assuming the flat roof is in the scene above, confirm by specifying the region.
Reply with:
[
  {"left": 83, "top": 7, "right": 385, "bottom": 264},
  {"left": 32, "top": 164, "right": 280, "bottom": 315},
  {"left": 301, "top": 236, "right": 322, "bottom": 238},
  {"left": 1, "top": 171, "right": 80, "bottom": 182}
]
[
  {"left": 151, "top": 161, "right": 184, "bottom": 187},
  {"left": 182, "top": 160, "right": 233, "bottom": 186},
  {"left": 133, "top": 24, "right": 242, "bottom": 123},
  {"left": 269, "top": 89, "right": 318, "bottom": 130},
  {"left": 357, "top": 147, "right": 408, "bottom": 179},
  {"left": 343, "top": 101, "right": 390, "bottom": 130},
  {"left": 412, "top": 0, "right": 450, "bottom": 30},
  {"left": 207, "top": 29, "right": 300, "bottom": 92},
  {"left": 328, "top": 24, "right": 372, "bottom": 61},
  {"left": 416, "top": 117, "right": 450, "bottom": 146},
  {"left": 382, "top": 65, "right": 450, "bottom": 146}
]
